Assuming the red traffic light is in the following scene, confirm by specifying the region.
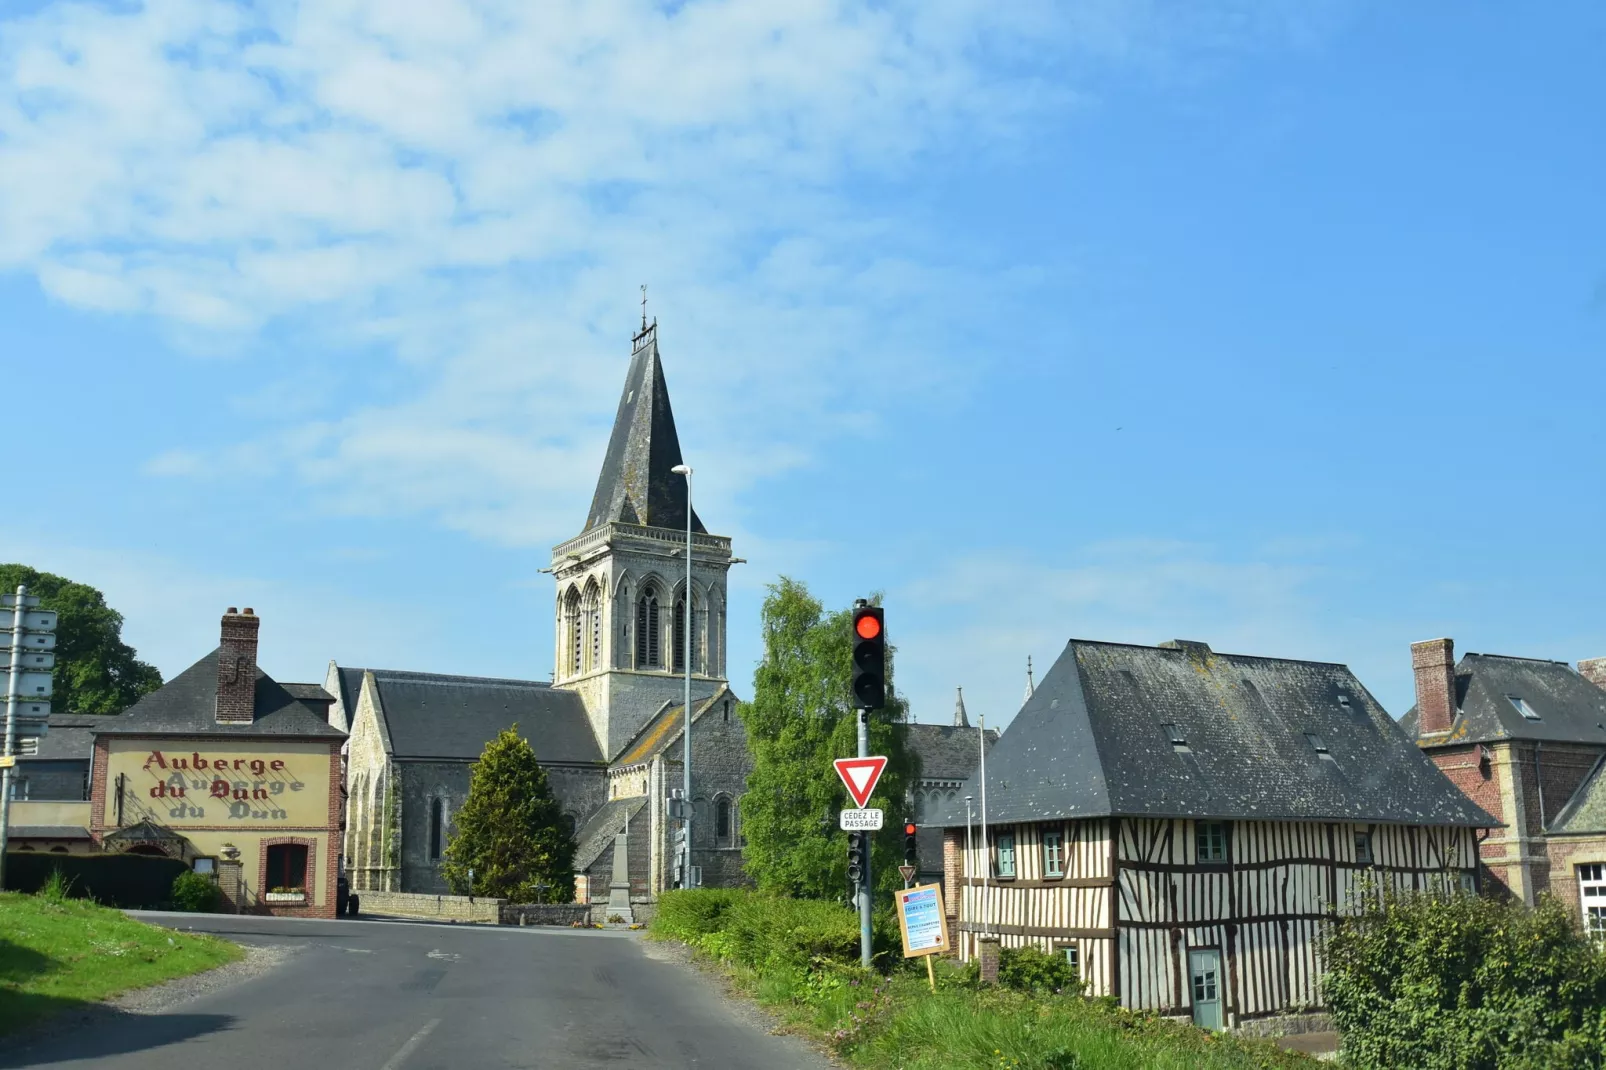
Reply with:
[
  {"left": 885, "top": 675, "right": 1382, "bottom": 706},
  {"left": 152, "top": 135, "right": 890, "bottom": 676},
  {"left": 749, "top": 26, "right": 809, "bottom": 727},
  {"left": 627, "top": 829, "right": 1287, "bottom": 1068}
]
[
  {"left": 904, "top": 822, "right": 917, "bottom": 836},
  {"left": 855, "top": 613, "right": 882, "bottom": 640}
]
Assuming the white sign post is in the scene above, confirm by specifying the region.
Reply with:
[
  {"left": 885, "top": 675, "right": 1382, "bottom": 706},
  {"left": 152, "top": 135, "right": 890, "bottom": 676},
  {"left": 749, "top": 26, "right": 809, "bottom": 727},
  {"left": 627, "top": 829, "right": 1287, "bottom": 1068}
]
[{"left": 0, "top": 587, "right": 56, "bottom": 890}]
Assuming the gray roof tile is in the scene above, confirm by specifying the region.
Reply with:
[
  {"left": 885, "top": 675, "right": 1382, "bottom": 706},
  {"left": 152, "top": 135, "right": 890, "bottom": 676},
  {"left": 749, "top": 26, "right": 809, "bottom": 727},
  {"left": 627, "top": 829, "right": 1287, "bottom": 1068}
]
[
  {"left": 905, "top": 723, "right": 998, "bottom": 782},
  {"left": 1401, "top": 653, "right": 1606, "bottom": 746},
  {"left": 933, "top": 639, "right": 1496, "bottom": 829},
  {"left": 367, "top": 670, "right": 603, "bottom": 764},
  {"left": 573, "top": 796, "right": 648, "bottom": 871},
  {"left": 97, "top": 651, "right": 345, "bottom": 739}
]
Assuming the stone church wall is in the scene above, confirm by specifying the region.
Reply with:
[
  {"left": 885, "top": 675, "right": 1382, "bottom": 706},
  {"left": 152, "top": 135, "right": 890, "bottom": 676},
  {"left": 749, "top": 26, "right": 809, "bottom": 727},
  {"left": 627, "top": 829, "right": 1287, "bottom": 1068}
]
[{"left": 685, "top": 694, "right": 754, "bottom": 890}]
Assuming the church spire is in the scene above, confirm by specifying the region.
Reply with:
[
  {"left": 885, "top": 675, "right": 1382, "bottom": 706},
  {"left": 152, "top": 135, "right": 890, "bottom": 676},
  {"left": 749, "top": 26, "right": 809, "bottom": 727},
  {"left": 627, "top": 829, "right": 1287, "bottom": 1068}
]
[
  {"left": 1024, "top": 655, "right": 1035, "bottom": 703},
  {"left": 954, "top": 686, "right": 969, "bottom": 728},
  {"left": 582, "top": 317, "right": 705, "bottom": 534}
]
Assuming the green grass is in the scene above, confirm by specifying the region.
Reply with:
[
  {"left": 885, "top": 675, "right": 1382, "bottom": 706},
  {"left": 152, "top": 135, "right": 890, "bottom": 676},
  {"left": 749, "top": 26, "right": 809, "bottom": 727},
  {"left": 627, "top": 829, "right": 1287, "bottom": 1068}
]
[{"left": 0, "top": 889, "right": 242, "bottom": 1036}]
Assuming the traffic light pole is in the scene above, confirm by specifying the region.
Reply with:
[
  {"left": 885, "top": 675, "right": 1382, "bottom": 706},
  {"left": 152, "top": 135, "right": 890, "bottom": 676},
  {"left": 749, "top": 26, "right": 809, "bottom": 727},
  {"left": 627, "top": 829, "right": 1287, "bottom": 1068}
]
[{"left": 856, "top": 705, "right": 872, "bottom": 970}]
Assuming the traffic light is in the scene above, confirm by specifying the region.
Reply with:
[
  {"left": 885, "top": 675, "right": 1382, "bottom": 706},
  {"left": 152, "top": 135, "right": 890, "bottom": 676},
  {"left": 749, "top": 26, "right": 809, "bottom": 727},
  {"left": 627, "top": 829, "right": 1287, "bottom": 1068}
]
[
  {"left": 846, "top": 830, "right": 866, "bottom": 885},
  {"left": 903, "top": 820, "right": 919, "bottom": 868},
  {"left": 851, "top": 604, "right": 886, "bottom": 709}
]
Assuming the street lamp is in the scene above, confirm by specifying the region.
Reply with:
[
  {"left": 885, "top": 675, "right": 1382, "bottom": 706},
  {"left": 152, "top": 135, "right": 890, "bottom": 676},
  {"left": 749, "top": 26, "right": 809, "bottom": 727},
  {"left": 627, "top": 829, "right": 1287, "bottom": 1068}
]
[{"left": 670, "top": 463, "right": 695, "bottom": 887}]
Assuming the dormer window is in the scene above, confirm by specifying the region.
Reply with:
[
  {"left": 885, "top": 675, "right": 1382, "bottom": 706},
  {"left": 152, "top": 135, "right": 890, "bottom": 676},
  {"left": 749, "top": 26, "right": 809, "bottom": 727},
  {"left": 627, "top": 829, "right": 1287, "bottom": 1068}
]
[
  {"left": 1161, "top": 723, "right": 1191, "bottom": 754},
  {"left": 1508, "top": 696, "right": 1541, "bottom": 721},
  {"left": 1305, "top": 733, "right": 1336, "bottom": 763}
]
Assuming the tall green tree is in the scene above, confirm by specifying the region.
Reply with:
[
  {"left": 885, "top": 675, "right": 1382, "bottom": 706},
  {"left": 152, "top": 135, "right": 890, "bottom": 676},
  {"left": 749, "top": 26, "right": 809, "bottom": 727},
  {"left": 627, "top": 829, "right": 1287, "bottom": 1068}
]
[
  {"left": 442, "top": 726, "right": 576, "bottom": 903},
  {"left": 0, "top": 564, "right": 162, "bottom": 714},
  {"left": 738, "top": 578, "right": 920, "bottom": 901}
]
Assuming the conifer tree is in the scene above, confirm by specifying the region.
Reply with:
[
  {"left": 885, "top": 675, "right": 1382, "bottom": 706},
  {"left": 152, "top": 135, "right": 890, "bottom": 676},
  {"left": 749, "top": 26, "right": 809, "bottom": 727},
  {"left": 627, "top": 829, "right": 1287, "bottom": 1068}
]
[
  {"left": 441, "top": 726, "right": 575, "bottom": 903},
  {"left": 737, "top": 578, "right": 919, "bottom": 901}
]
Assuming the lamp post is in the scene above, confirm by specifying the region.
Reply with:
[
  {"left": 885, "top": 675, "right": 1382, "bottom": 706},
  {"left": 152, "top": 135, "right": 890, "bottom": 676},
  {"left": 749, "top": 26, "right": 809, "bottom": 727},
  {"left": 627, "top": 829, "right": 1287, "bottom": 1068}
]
[{"left": 670, "top": 463, "right": 695, "bottom": 887}]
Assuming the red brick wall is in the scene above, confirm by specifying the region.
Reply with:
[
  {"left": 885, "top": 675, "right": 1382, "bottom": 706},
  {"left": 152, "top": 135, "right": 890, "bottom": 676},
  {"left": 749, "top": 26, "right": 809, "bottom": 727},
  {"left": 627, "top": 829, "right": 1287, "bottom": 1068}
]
[
  {"left": 1547, "top": 836, "right": 1606, "bottom": 924},
  {"left": 943, "top": 829, "right": 961, "bottom": 920},
  {"left": 215, "top": 609, "right": 260, "bottom": 724},
  {"left": 1411, "top": 638, "right": 1457, "bottom": 734}
]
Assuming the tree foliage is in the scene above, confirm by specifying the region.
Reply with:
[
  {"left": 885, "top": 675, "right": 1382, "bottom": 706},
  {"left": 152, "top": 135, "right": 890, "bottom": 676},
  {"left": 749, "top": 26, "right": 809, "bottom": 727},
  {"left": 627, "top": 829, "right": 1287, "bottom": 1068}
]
[
  {"left": 0, "top": 564, "right": 162, "bottom": 715},
  {"left": 738, "top": 577, "right": 920, "bottom": 901},
  {"left": 1323, "top": 886, "right": 1606, "bottom": 1069},
  {"left": 441, "top": 726, "right": 576, "bottom": 903}
]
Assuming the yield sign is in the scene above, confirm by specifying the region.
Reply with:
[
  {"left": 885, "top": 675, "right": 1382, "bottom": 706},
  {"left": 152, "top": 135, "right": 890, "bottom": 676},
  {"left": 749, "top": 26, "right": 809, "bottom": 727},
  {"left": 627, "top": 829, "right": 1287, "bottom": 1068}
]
[{"left": 834, "top": 756, "right": 888, "bottom": 808}]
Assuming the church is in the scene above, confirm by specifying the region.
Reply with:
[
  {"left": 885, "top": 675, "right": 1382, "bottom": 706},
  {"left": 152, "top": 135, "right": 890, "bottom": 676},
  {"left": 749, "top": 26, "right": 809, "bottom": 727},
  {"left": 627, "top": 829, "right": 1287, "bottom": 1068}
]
[{"left": 338, "top": 317, "right": 752, "bottom": 917}]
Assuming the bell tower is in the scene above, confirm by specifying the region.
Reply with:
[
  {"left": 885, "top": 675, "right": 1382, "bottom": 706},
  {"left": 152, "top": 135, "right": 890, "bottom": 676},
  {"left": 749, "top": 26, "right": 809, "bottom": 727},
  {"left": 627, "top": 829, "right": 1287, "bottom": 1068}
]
[{"left": 551, "top": 319, "right": 732, "bottom": 760}]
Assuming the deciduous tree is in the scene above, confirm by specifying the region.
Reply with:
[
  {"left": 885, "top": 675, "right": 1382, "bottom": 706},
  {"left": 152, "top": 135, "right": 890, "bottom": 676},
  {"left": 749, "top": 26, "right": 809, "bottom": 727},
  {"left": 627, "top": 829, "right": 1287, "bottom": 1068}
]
[
  {"left": 738, "top": 578, "right": 919, "bottom": 901},
  {"left": 0, "top": 564, "right": 162, "bottom": 714},
  {"left": 441, "top": 726, "right": 576, "bottom": 903}
]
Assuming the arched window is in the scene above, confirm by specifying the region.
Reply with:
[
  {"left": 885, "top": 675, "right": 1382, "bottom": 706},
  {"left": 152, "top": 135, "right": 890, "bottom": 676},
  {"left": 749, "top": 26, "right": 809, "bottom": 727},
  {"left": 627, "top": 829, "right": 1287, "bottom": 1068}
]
[
  {"left": 584, "top": 582, "right": 602, "bottom": 672},
  {"left": 636, "top": 585, "right": 661, "bottom": 668},
  {"left": 673, "top": 595, "right": 687, "bottom": 673},
  {"left": 563, "top": 587, "right": 582, "bottom": 677},
  {"left": 428, "top": 797, "right": 445, "bottom": 861},
  {"left": 716, "top": 796, "right": 732, "bottom": 842}
]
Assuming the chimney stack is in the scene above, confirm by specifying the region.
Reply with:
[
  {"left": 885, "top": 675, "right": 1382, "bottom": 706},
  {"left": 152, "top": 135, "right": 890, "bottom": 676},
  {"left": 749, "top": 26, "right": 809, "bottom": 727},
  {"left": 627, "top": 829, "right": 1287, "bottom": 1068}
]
[
  {"left": 1581, "top": 658, "right": 1606, "bottom": 691},
  {"left": 216, "top": 607, "right": 260, "bottom": 724},
  {"left": 1411, "top": 637, "right": 1457, "bottom": 735}
]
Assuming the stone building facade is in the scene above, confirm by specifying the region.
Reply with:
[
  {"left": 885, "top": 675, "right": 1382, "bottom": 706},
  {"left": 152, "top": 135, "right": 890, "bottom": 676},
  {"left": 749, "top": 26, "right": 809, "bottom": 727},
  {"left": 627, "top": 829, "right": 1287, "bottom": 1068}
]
[
  {"left": 339, "top": 318, "right": 752, "bottom": 911},
  {"left": 1402, "top": 638, "right": 1606, "bottom": 915}
]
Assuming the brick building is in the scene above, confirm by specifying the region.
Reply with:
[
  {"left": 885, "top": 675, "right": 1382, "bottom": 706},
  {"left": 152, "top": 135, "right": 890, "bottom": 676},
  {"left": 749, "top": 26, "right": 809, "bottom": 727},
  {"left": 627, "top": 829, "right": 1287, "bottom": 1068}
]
[{"left": 1401, "top": 638, "right": 1606, "bottom": 911}]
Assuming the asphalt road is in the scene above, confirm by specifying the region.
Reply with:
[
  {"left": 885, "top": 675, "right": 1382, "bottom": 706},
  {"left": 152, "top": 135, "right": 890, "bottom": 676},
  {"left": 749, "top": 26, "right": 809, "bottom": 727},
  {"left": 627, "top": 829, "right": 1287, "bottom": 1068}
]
[{"left": 2, "top": 913, "right": 830, "bottom": 1070}]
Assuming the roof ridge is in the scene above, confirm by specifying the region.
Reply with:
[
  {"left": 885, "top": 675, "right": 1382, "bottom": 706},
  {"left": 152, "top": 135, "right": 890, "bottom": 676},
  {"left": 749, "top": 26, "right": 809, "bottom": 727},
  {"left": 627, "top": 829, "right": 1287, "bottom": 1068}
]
[
  {"left": 1462, "top": 652, "right": 1573, "bottom": 666},
  {"left": 1071, "top": 638, "right": 1351, "bottom": 669},
  {"left": 368, "top": 669, "right": 553, "bottom": 688}
]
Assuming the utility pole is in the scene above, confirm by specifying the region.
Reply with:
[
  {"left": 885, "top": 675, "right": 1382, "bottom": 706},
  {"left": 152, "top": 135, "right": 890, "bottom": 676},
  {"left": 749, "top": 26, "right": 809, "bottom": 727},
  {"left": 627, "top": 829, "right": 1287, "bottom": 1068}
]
[{"left": 849, "top": 599, "right": 886, "bottom": 969}]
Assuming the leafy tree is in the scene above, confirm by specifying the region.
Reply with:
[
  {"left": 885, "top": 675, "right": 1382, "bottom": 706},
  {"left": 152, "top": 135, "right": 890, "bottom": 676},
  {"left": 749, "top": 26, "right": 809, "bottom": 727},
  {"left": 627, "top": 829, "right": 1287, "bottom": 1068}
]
[
  {"left": 441, "top": 726, "right": 576, "bottom": 903},
  {"left": 0, "top": 564, "right": 162, "bottom": 714},
  {"left": 738, "top": 577, "right": 920, "bottom": 901}
]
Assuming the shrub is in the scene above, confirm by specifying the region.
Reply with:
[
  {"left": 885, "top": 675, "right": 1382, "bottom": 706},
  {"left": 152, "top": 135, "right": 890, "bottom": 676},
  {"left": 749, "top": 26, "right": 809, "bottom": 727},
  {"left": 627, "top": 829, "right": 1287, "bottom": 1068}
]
[
  {"left": 3, "top": 852, "right": 187, "bottom": 908},
  {"left": 1323, "top": 887, "right": 1606, "bottom": 1069},
  {"left": 652, "top": 888, "right": 743, "bottom": 943},
  {"left": 170, "top": 870, "right": 221, "bottom": 913},
  {"left": 998, "top": 944, "right": 1084, "bottom": 995},
  {"left": 721, "top": 893, "right": 860, "bottom": 971},
  {"left": 38, "top": 867, "right": 77, "bottom": 905}
]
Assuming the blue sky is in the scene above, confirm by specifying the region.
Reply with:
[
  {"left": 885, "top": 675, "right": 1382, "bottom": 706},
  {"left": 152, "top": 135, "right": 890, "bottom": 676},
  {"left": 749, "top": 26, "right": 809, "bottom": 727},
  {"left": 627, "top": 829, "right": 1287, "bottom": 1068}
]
[{"left": 1, "top": 1, "right": 1601, "bottom": 728}]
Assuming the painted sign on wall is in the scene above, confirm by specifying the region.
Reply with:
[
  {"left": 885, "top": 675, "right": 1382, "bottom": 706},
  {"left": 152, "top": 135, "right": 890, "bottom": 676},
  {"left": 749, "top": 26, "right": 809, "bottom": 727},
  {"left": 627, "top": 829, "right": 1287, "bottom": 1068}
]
[{"left": 103, "top": 739, "right": 331, "bottom": 826}]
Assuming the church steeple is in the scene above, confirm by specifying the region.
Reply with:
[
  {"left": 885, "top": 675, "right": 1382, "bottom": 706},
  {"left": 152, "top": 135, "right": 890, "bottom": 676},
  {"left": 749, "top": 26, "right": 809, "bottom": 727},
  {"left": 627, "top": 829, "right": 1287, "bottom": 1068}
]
[
  {"left": 954, "top": 687, "right": 969, "bottom": 728},
  {"left": 583, "top": 322, "right": 705, "bottom": 534},
  {"left": 1024, "top": 655, "right": 1035, "bottom": 703}
]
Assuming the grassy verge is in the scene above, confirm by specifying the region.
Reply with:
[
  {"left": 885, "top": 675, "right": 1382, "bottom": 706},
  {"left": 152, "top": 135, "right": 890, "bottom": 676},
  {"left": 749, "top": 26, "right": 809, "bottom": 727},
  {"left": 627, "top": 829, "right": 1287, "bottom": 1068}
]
[
  {"left": 0, "top": 889, "right": 242, "bottom": 1036},
  {"left": 651, "top": 889, "right": 1315, "bottom": 1070}
]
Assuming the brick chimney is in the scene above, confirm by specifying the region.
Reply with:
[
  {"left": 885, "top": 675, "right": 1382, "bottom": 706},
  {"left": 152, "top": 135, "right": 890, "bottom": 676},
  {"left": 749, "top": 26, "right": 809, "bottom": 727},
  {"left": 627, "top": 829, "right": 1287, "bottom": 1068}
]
[
  {"left": 215, "top": 607, "right": 260, "bottom": 725},
  {"left": 1411, "top": 638, "right": 1457, "bottom": 735},
  {"left": 1581, "top": 658, "right": 1606, "bottom": 691}
]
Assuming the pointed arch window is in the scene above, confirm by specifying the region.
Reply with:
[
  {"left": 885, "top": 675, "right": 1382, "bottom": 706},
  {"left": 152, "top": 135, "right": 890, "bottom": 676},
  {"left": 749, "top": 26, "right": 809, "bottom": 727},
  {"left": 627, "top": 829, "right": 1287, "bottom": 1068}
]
[
  {"left": 673, "top": 595, "right": 687, "bottom": 673},
  {"left": 636, "top": 585, "right": 661, "bottom": 668},
  {"left": 715, "top": 795, "right": 732, "bottom": 845},
  {"left": 583, "top": 582, "right": 602, "bottom": 673},
  {"left": 564, "top": 587, "right": 583, "bottom": 677}
]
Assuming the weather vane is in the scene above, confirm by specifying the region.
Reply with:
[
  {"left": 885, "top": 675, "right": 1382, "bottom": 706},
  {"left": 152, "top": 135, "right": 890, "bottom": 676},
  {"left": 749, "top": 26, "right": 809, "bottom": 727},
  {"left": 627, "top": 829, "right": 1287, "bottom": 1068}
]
[{"left": 641, "top": 284, "right": 648, "bottom": 332}]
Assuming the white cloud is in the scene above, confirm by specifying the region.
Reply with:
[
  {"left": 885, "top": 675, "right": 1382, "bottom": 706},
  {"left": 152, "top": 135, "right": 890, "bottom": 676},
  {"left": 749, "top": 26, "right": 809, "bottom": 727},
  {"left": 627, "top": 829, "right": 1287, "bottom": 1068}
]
[{"left": 0, "top": 0, "right": 1342, "bottom": 550}]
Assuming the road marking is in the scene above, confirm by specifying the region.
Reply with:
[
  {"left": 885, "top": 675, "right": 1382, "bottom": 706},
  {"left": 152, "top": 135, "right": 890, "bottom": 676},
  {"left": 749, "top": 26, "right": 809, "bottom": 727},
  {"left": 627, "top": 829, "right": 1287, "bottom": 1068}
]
[
  {"left": 379, "top": 1018, "right": 440, "bottom": 1070},
  {"left": 426, "top": 949, "right": 459, "bottom": 961}
]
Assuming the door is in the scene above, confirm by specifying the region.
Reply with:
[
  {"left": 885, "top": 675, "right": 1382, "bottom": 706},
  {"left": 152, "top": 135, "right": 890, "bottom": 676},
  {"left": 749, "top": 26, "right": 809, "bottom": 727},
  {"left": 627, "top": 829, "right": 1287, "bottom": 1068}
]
[{"left": 1189, "top": 949, "right": 1223, "bottom": 1031}]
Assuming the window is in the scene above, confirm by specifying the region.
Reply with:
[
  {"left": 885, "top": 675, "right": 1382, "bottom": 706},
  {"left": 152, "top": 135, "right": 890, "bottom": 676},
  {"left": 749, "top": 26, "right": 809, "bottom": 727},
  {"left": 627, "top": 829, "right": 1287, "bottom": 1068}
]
[
  {"left": 716, "top": 797, "right": 731, "bottom": 841},
  {"left": 1306, "top": 733, "right": 1337, "bottom": 763},
  {"left": 995, "top": 831, "right": 1016, "bottom": 878},
  {"left": 265, "top": 843, "right": 308, "bottom": 892},
  {"left": 1581, "top": 865, "right": 1606, "bottom": 939},
  {"left": 428, "top": 798, "right": 445, "bottom": 861},
  {"left": 1161, "top": 723, "right": 1191, "bottom": 754},
  {"left": 193, "top": 858, "right": 216, "bottom": 875},
  {"left": 1043, "top": 829, "right": 1066, "bottom": 878},
  {"left": 1458, "top": 870, "right": 1477, "bottom": 894},
  {"left": 1196, "top": 822, "right": 1227, "bottom": 863},
  {"left": 1062, "top": 944, "right": 1079, "bottom": 978},
  {"left": 563, "top": 587, "right": 582, "bottom": 677},
  {"left": 7, "top": 777, "right": 27, "bottom": 801},
  {"left": 636, "top": 586, "right": 661, "bottom": 668},
  {"left": 1354, "top": 830, "right": 1373, "bottom": 865},
  {"left": 1508, "top": 696, "right": 1541, "bottom": 721},
  {"left": 673, "top": 596, "right": 688, "bottom": 673},
  {"left": 584, "top": 583, "right": 601, "bottom": 672},
  {"left": 18, "top": 736, "right": 38, "bottom": 756}
]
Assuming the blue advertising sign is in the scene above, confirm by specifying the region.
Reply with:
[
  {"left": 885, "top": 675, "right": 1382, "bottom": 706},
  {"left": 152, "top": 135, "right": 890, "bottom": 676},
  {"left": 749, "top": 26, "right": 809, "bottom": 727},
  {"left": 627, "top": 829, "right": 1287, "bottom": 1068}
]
[{"left": 896, "top": 883, "right": 950, "bottom": 957}]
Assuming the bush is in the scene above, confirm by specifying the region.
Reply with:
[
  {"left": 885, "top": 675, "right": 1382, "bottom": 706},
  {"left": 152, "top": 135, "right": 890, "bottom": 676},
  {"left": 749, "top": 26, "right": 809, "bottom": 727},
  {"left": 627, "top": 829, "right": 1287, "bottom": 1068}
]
[
  {"left": 1323, "top": 887, "right": 1606, "bottom": 1069},
  {"left": 170, "top": 870, "right": 221, "bottom": 912},
  {"left": 652, "top": 888, "right": 744, "bottom": 943},
  {"left": 652, "top": 889, "right": 861, "bottom": 972},
  {"left": 998, "top": 944, "right": 1084, "bottom": 995},
  {"left": 2, "top": 852, "right": 188, "bottom": 908}
]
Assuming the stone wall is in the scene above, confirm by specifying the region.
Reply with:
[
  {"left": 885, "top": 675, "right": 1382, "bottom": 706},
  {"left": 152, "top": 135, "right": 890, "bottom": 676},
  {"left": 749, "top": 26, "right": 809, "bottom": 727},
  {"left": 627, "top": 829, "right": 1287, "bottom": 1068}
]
[
  {"left": 501, "top": 903, "right": 591, "bottom": 926},
  {"left": 358, "top": 890, "right": 505, "bottom": 923},
  {"left": 685, "top": 693, "right": 752, "bottom": 889}
]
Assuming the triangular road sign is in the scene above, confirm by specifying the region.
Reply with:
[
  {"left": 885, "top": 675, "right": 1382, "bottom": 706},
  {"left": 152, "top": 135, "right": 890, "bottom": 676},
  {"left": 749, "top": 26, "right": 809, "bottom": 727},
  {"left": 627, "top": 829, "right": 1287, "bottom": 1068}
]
[{"left": 834, "top": 756, "right": 888, "bottom": 808}]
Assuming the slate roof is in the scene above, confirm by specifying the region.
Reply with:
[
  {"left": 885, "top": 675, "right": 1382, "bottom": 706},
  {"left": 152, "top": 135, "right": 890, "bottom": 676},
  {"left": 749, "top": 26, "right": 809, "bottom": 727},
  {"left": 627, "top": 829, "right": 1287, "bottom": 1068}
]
[
  {"left": 931, "top": 639, "right": 1497, "bottom": 829},
  {"left": 20, "top": 713, "right": 118, "bottom": 761},
  {"left": 1550, "top": 756, "right": 1606, "bottom": 835},
  {"left": 582, "top": 325, "right": 705, "bottom": 535},
  {"left": 614, "top": 686, "right": 729, "bottom": 767},
  {"left": 573, "top": 796, "right": 648, "bottom": 871},
  {"left": 905, "top": 723, "right": 998, "bottom": 782},
  {"left": 365, "top": 670, "right": 603, "bottom": 764},
  {"left": 1400, "top": 653, "right": 1606, "bottom": 747},
  {"left": 283, "top": 683, "right": 335, "bottom": 706},
  {"left": 97, "top": 651, "right": 345, "bottom": 739}
]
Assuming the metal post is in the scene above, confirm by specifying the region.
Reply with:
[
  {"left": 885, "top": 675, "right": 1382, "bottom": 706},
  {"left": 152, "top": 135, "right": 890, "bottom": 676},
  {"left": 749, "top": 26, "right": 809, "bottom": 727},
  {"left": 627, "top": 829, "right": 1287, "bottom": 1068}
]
[
  {"left": 979, "top": 714, "right": 990, "bottom": 938},
  {"left": 673, "top": 464, "right": 695, "bottom": 887},
  {"left": 964, "top": 795, "right": 974, "bottom": 955},
  {"left": 0, "top": 584, "right": 27, "bottom": 891},
  {"left": 857, "top": 706, "right": 872, "bottom": 969}
]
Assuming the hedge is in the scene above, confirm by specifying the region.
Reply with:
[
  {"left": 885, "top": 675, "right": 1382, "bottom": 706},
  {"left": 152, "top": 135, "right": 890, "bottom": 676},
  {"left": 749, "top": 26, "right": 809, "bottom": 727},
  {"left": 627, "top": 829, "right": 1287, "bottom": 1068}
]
[{"left": 2, "top": 852, "right": 190, "bottom": 909}]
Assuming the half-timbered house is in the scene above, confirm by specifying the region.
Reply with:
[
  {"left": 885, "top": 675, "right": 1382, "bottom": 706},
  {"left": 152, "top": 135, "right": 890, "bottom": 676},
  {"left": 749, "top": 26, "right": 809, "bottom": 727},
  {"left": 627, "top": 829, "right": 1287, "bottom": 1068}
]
[{"left": 934, "top": 638, "right": 1497, "bottom": 1031}]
